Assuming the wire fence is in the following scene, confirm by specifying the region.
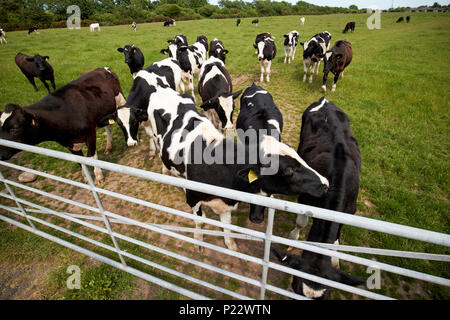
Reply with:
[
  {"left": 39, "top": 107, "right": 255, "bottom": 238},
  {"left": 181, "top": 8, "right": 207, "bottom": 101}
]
[{"left": 0, "top": 139, "right": 449, "bottom": 300}]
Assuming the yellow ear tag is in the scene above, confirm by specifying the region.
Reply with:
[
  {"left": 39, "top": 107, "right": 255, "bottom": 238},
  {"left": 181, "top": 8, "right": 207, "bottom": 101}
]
[
  {"left": 248, "top": 170, "right": 258, "bottom": 183},
  {"left": 108, "top": 119, "right": 115, "bottom": 125},
  {"left": 32, "top": 119, "right": 36, "bottom": 126}
]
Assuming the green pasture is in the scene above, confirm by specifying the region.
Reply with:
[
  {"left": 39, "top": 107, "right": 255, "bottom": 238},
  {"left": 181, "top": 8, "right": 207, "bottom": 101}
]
[{"left": 0, "top": 12, "right": 449, "bottom": 300}]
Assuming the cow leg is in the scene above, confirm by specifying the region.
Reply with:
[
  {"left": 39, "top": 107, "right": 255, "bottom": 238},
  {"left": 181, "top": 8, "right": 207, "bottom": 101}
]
[
  {"left": 27, "top": 75, "right": 39, "bottom": 92},
  {"left": 104, "top": 125, "right": 113, "bottom": 154},
  {"left": 266, "top": 60, "right": 272, "bottom": 82},
  {"left": 292, "top": 47, "right": 297, "bottom": 62},
  {"left": 309, "top": 64, "right": 315, "bottom": 84},
  {"left": 332, "top": 73, "right": 340, "bottom": 92},
  {"left": 315, "top": 60, "right": 321, "bottom": 75},
  {"left": 86, "top": 135, "right": 104, "bottom": 185},
  {"left": 288, "top": 214, "right": 309, "bottom": 240},
  {"left": 219, "top": 211, "right": 238, "bottom": 251},
  {"left": 189, "top": 75, "right": 196, "bottom": 103},
  {"left": 40, "top": 78, "right": 51, "bottom": 93},
  {"left": 331, "top": 239, "right": 340, "bottom": 269},
  {"left": 322, "top": 71, "right": 329, "bottom": 92},
  {"left": 192, "top": 202, "right": 205, "bottom": 252},
  {"left": 259, "top": 60, "right": 264, "bottom": 82},
  {"left": 303, "top": 61, "right": 308, "bottom": 82},
  {"left": 143, "top": 122, "right": 158, "bottom": 158},
  {"left": 284, "top": 47, "right": 288, "bottom": 64},
  {"left": 340, "top": 71, "right": 344, "bottom": 79}
]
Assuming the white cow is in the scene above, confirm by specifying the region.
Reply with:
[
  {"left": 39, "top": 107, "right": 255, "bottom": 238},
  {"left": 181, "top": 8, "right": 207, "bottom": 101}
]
[
  {"left": 300, "top": 17, "right": 306, "bottom": 25},
  {"left": 132, "top": 22, "right": 137, "bottom": 32},
  {"left": 0, "top": 29, "right": 6, "bottom": 45},
  {"left": 89, "top": 23, "right": 101, "bottom": 32}
]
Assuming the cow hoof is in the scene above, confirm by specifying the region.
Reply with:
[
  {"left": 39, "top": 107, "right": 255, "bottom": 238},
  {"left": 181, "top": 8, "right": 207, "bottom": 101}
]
[
  {"left": 226, "top": 241, "right": 238, "bottom": 251},
  {"left": 95, "top": 177, "right": 105, "bottom": 185},
  {"left": 321, "top": 85, "right": 327, "bottom": 92},
  {"left": 288, "top": 228, "right": 300, "bottom": 240},
  {"left": 197, "top": 245, "right": 204, "bottom": 253},
  {"left": 309, "top": 79, "right": 313, "bottom": 84}
]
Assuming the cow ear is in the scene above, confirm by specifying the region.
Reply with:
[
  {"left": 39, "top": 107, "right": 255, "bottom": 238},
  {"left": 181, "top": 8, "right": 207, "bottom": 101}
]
[
  {"left": 99, "top": 112, "right": 117, "bottom": 127},
  {"left": 336, "top": 54, "right": 343, "bottom": 60},
  {"left": 167, "top": 40, "right": 172, "bottom": 44},
  {"left": 284, "top": 34, "right": 288, "bottom": 38},
  {"left": 160, "top": 49, "right": 168, "bottom": 55},
  {"left": 253, "top": 43, "right": 257, "bottom": 49},
  {"left": 300, "top": 42, "right": 304, "bottom": 46},
  {"left": 24, "top": 111, "right": 38, "bottom": 128},
  {"left": 236, "top": 166, "right": 260, "bottom": 184},
  {"left": 271, "top": 247, "right": 305, "bottom": 269},
  {"left": 117, "top": 48, "right": 124, "bottom": 53},
  {"left": 231, "top": 89, "right": 242, "bottom": 100},
  {"left": 43, "top": 56, "right": 49, "bottom": 61},
  {"left": 223, "top": 49, "right": 229, "bottom": 54}
]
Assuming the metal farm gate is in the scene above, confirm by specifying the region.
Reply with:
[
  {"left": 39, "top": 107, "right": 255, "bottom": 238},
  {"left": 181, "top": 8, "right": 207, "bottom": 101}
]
[{"left": 0, "top": 139, "right": 449, "bottom": 300}]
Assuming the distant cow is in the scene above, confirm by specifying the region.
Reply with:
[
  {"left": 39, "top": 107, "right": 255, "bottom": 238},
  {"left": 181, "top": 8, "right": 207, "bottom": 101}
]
[
  {"left": 28, "top": 27, "right": 39, "bottom": 35},
  {"left": 0, "top": 29, "right": 6, "bottom": 44},
  {"left": 15, "top": 53, "right": 56, "bottom": 93},
  {"left": 90, "top": 23, "right": 100, "bottom": 32},
  {"left": 160, "top": 34, "right": 188, "bottom": 60},
  {"left": 0, "top": 68, "right": 126, "bottom": 185},
  {"left": 237, "top": 18, "right": 241, "bottom": 27},
  {"left": 342, "top": 22, "right": 355, "bottom": 33},
  {"left": 322, "top": 40, "right": 353, "bottom": 92},
  {"left": 300, "top": 31, "right": 332, "bottom": 84},
  {"left": 164, "top": 19, "right": 176, "bottom": 27},
  {"left": 132, "top": 21, "right": 137, "bottom": 32},
  {"left": 252, "top": 19, "right": 259, "bottom": 26},
  {"left": 117, "top": 44, "right": 145, "bottom": 78},
  {"left": 198, "top": 56, "right": 242, "bottom": 131},
  {"left": 396, "top": 17, "right": 404, "bottom": 23},
  {"left": 273, "top": 97, "right": 363, "bottom": 300},
  {"left": 406, "top": 16, "right": 411, "bottom": 23},
  {"left": 300, "top": 17, "right": 305, "bottom": 26},
  {"left": 254, "top": 33, "right": 276, "bottom": 82},
  {"left": 283, "top": 30, "right": 299, "bottom": 64},
  {"left": 209, "top": 38, "right": 229, "bottom": 63}
]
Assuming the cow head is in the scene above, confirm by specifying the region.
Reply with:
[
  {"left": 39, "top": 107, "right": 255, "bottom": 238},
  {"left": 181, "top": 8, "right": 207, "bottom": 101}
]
[
  {"left": 117, "top": 45, "right": 137, "bottom": 64},
  {"left": 256, "top": 40, "right": 266, "bottom": 60},
  {"left": 272, "top": 247, "right": 365, "bottom": 299},
  {"left": 100, "top": 106, "right": 148, "bottom": 147},
  {"left": 160, "top": 42, "right": 178, "bottom": 59},
  {"left": 200, "top": 90, "right": 242, "bottom": 131},
  {"left": 26, "top": 55, "right": 50, "bottom": 72},
  {"left": 0, "top": 104, "right": 39, "bottom": 160},
  {"left": 196, "top": 35, "right": 208, "bottom": 52}
]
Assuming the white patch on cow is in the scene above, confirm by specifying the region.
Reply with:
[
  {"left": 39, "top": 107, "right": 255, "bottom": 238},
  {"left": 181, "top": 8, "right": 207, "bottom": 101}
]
[
  {"left": 243, "top": 90, "right": 268, "bottom": 99},
  {"left": 136, "top": 70, "right": 169, "bottom": 88},
  {"left": 261, "top": 135, "right": 329, "bottom": 186},
  {"left": 72, "top": 143, "right": 84, "bottom": 152},
  {"left": 153, "top": 58, "right": 183, "bottom": 92},
  {"left": 302, "top": 283, "right": 326, "bottom": 299},
  {"left": 115, "top": 92, "right": 126, "bottom": 108},
  {"left": 117, "top": 108, "right": 137, "bottom": 147},
  {"left": 257, "top": 41, "right": 265, "bottom": 60},
  {"left": 0, "top": 112, "right": 12, "bottom": 127},
  {"left": 331, "top": 239, "right": 340, "bottom": 269},
  {"left": 202, "top": 64, "right": 227, "bottom": 88},
  {"left": 267, "top": 119, "right": 280, "bottom": 133},
  {"left": 310, "top": 98, "right": 328, "bottom": 112},
  {"left": 168, "top": 43, "right": 178, "bottom": 59},
  {"left": 218, "top": 96, "right": 234, "bottom": 130}
]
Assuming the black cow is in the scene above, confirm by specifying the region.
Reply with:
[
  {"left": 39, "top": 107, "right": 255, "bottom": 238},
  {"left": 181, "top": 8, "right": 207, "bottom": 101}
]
[
  {"left": 342, "top": 22, "right": 355, "bottom": 33},
  {"left": 208, "top": 38, "right": 229, "bottom": 64},
  {"left": 396, "top": 17, "right": 404, "bottom": 23},
  {"left": 28, "top": 26, "right": 38, "bottom": 35},
  {"left": 322, "top": 40, "right": 353, "bottom": 92},
  {"left": 111, "top": 85, "right": 329, "bottom": 251},
  {"left": 252, "top": 19, "right": 259, "bottom": 26},
  {"left": 300, "top": 31, "right": 332, "bottom": 84},
  {"left": 237, "top": 18, "right": 241, "bottom": 27},
  {"left": 198, "top": 57, "right": 242, "bottom": 131},
  {"left": 15, "top": 53, "right": 56, "bottom": 93},
  {"left": 117, "top": 45, "right": 145, "bottom": 77},
  {"left": 254, "top": 33, "right": 276, "bottom": 82},
  {"left": 164, "top": 19, "right": 176, "bottom": 27},
  {"left": 272, "top": 97, "right": 363, "bottom": 299},
  {"left": 406, "top": 16, "right": 411, "bottom": 23},
  {"left": 0, "top": 68, "right": 125, "bottom": 184},
  {"left": 236, "top": 83, "right": 287, "bottom": 223}
]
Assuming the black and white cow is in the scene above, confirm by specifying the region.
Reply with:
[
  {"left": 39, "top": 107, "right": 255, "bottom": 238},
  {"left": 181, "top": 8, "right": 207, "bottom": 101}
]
[
  {"left": 198, "top": 57, "right": 242, "bottom": 131},
  {"left": 15, "top": 53, "right": 56, "bottom": 93},
  {"left": 101, "top": 59, "right": 183, "bottom": 156},
  {"left": 300, "top": 31, "right": 332, "bottom": 84},
  {"left": 117, "top": 45, "right": 145, "bottom": 78},
  {"left": 273, "top": 97, "right": 363, "bottom": 299},
  {"left": 237, "top": 18, "right": 241, "bottom": 27},
  {"left": 110, "top": 85, "right": 329, "bottom": 251},
  {"left": 283, "top": 30, "right": 299, "bottom": 64},
  {"left": 160, "top": 34, "right": 188, "bottom": 60},
  {"left": 173, "top": 35, "right": 209, "bottom": 101},
  {"left": 254, "top": 33, "right": 276, "bottom": 82},
  {"left": 28, "top": 26, "right": 39, "bottom": 35},
  {"left": 164, "top": 19, "right": 176, "bottom": 27},
  {"left": 252, "top": 19, "right": 259, "bottom": 26},
  {"left": 209, "top": 38, "right": 229, "bottom": 64},
  {"left": 0, "top": 68, "right": 126, "bottom": 185},
  {"left": 0, "top": 29, "right": 6, "bottom": 45},
  {"left": 131, "top": 21, "right": 137, "bottom": 32}
]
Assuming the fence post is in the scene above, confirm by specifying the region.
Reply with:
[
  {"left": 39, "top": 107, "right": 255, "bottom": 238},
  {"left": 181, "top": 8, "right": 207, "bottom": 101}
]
[
  {"left": 81, "top": 164, "right": 127, "bottom": 268},
  {"left": 259, "top": 207, "right": 275, "bottom": 300},
  {"left": 0, "top": 170, "right": 36, "bottom": 229}
]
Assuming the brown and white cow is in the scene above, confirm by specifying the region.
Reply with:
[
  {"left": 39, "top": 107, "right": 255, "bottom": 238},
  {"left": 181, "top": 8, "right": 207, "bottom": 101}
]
[{"left": 322, "top": 40, "right": 353, "bottom": 92}]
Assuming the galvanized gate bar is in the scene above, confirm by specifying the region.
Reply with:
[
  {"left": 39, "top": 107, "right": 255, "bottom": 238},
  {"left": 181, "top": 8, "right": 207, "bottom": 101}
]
[
  {"left": 259, "top": 207, "right": 275, "bottom": 300},
  {"left": 1, "top": 140, "right": 449, "bottom": 247}
]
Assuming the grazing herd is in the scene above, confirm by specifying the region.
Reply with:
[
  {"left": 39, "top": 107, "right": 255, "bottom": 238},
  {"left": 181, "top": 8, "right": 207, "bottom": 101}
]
[{"left": 0, "top": 16, "right": 412, "bottom": 299}]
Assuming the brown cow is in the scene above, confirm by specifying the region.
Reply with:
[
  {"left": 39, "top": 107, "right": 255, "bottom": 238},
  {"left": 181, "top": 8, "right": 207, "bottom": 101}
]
[
  {"left": 322, "top": 40, "right": 352, "bottom": 92},
  {"left": 0, "top": 68, "right": 126, "bottom": 184},
  {"left": 15, "top": 52, "right": 56, "bottom": 93}
]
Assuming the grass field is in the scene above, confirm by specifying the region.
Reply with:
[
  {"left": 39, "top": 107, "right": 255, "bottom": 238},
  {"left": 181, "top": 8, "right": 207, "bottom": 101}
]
[{"left": 0, "top": 12, "right": 449, "bottom": 300}]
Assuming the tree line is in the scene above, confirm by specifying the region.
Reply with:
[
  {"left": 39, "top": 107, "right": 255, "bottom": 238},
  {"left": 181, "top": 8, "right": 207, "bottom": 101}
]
[{"left": 0, "top": 1, "right": 448, "bottom": 31}]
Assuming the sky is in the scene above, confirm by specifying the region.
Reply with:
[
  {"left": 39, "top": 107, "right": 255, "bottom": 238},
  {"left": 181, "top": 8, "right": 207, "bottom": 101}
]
[{"left": 208, "top": 0, "right": 450, "bottom": 10}]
